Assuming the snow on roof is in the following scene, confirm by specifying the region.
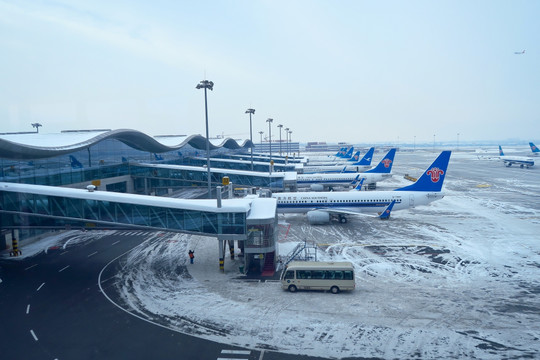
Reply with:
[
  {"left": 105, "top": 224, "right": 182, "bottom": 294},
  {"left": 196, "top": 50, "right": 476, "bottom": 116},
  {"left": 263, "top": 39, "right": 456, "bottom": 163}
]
[
  {"left": 246, "top": 197, "right": 277, "bottom": 220},
  {"left": 0, "top": 131, "right": 109, "bottom": 147},
  {"left": 0, "top": 182, "right": 263, "bottom": 214},
  {"left": 137, "top": 163, "right": 286, "bottom": 178},
  {"left": 0, "top": 129, "right": 252, "bottom": 160}
]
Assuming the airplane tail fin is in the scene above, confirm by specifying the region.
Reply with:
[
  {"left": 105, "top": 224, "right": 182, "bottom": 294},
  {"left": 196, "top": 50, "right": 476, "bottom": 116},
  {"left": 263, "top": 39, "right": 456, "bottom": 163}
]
[
  {"left": 364, "top": 148, "right": 396, "bottom": 174},
  {"left": 395, "top": 151, "right": 451, "bottom": 192},
  {"left": 498, "top": 146, "right": 505, "bottom": 156},
  {"left": 69, "top": 155, "right": 83, "bottom": 169},
  {"left": 352, "top": 147, "right": 375, "bottom": 165},
  {"left": 529, "top": 142, "right": 539, "bottom": 154},
  {"left": 343, "top": 147, "right": 354, "bottom": 159},
  {"left": 348, "top": 151, "right": 361, "bottom": 162}
]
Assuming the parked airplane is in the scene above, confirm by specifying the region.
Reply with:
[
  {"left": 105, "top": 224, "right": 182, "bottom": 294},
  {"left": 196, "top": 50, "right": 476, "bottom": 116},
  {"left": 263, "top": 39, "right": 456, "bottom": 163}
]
[
  {"left": 498, "top": 146, "right": 534, "bottom": 168},
  {"left": 529, "top": 142, "right": 539, "bottom": 156},
  {"left": 296, "top": 149, "right": 396, "bottom": 191},
  {"left": 301, "top": 147, "right": 375, "bottom": 173},
  {"left": 274, "top": 151, "right": 451, "bottom": 224}
]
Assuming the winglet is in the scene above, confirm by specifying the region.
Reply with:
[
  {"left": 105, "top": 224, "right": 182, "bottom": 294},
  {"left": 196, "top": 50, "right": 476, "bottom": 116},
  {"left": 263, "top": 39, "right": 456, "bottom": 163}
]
[
  {"left": 352, "top": 147, "right": 375, "bottom": 166},
  {"left": 364, "top": 148, "right": 396, "bottom": 174},
  {"left": 350, "top": 174, "right": 360, "bottom": 185},
  {"left": 352, "top": 178, "right": 365, "bottom": 191},
  {"left": 395, "top": 151, "right": 451, "bottom": 192},
  {"left": 379, "top": 200, "right": 396, "bottom": 219}
]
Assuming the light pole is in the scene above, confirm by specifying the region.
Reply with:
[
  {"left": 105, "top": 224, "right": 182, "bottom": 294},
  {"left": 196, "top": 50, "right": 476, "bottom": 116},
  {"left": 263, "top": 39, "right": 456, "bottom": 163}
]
[
  {"left": 285, "top": 127, "right": 289, "bottom": 156},
  {"left": 414, "top": 136, "right": 416, "bottom": 151},
  {"left": 288, "top": 130, "right": 293, "bottom": 157},
  {"left": 196, "top": 79, "right": 214, "bottom": 198},
  {"left": 31, "top": 123, "right": 42, "bottom": 133},
  {"left": 457, "top": 132, "right": 460, "bottom": 151},
  {"left": 433, "top": 134, "right": 436, "bottom": 152},
  {"left": 245, "top": 108, "right": 255, "bottom": 170},
  {"left": 277, "top": 124, "right": 283, "bottom": 156},
  {"left": 259, "top": 131, "right": 264, "bottom": 144},
  {"left": 266, "top": 118, "right": 273, "bottom": 162}
]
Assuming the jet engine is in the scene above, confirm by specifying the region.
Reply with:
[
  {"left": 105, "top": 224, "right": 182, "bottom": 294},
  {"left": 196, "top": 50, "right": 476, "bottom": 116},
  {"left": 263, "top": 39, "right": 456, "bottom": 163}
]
[
  {"left": 309, "top": 184, "right": 325, "bottom": 191},
  {"left": 307, "top": 210, "right": 331, "bottom": 225}
]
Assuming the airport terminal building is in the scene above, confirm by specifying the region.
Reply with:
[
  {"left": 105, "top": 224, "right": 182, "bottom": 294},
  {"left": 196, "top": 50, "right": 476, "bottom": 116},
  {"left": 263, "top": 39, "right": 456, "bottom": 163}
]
[{"left": 0, "top": 129, "right": 289, "bottom": 274}]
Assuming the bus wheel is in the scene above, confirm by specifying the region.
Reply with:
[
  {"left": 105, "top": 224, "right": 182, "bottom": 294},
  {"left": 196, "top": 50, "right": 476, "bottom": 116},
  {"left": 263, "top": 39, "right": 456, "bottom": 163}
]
[
  {"left": 330, "top": 286, "right": 340, "bottom": 294},
  {"left": 288, "top": 285, "right": 297, "bottom": 293}
]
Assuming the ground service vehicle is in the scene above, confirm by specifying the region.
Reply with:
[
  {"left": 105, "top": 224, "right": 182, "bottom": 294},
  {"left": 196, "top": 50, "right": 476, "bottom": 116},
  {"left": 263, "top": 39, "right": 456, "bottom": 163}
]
[{"left": 280, "top": 261, "right": 355, "bottom": 294}]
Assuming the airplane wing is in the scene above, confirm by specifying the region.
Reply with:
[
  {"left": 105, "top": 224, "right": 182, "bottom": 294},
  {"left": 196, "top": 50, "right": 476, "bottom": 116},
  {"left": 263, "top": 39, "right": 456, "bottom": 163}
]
[{"left": 314, "top": 201, "right": 396, "bottom": 219}]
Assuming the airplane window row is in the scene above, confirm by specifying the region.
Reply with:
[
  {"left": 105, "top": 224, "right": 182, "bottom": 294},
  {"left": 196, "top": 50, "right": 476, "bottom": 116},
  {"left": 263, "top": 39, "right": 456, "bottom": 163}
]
[{"left": 278, "top": 199, "right": 402, "bottom": 204}]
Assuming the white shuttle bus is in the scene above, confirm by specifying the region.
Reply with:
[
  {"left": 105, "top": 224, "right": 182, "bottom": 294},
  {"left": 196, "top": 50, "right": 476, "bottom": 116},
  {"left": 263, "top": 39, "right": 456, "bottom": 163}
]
[{"left": 280, "top": 261, "right": 355, "bottom": 294}]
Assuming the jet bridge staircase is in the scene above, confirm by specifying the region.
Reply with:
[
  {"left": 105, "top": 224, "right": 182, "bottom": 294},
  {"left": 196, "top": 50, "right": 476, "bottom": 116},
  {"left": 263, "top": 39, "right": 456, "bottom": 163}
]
[{"left": 277, "top": 240, "right": 319, "bottom": 272}]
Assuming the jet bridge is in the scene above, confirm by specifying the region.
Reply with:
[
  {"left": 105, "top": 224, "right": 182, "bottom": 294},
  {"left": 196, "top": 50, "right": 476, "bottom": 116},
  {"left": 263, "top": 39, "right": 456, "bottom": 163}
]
[{"left": 0, "top": 182, "right": 278, "bottom": 273}]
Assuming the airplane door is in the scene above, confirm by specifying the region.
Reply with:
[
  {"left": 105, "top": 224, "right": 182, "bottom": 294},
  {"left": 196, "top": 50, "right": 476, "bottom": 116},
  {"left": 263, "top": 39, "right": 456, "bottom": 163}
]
[{"left": 409, "top": 195, "right": 415, "bottom": 208}]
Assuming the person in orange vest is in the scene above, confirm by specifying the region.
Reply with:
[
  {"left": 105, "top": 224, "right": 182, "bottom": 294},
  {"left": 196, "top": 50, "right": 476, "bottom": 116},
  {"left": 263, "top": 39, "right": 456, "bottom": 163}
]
[{"left": 188, "top": 250, "right": 195, "bottom": 264}]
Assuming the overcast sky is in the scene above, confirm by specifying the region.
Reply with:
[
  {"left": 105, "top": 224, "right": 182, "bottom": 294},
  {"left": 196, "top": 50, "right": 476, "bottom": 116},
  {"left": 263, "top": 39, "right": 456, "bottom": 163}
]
[{"left": 1, "top": 0, "right": 538, "bottom": 144}]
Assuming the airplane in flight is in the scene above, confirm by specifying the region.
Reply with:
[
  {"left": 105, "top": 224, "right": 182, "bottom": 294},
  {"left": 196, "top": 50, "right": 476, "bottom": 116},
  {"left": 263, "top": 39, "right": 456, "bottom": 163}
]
[
  {"left": 301, "top": 147, "right": 375, "bottom": 173},
  {"left": 514, "top": 50, "right": 525, "bottom": 54},
  {"left": 274, "top": 151, "right": 451, "bottom": 224},
  {"left": 296, "top": 149, "right": 396, "bottom": 191},
  {"left": 529, "top": 142, "right": 539, "bottom": 156},
  {"left": 498, "top": 146, "right": 534, "bottom": 168}
]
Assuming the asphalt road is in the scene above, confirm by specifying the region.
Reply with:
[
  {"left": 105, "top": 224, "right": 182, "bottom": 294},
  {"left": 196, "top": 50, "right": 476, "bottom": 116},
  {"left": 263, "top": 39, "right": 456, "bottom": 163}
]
[{"left": 0, "top": 231, "right": 339, "bottom": 360}]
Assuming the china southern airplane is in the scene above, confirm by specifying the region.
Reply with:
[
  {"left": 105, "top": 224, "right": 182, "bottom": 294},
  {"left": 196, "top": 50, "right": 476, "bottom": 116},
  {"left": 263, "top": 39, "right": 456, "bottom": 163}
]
[
  {"left": 498, "top": 146, "right": 534, "bottom": 168},
  {"left": 529, "top": 142, "right": 539, "bottom": 156},
  {"left": 301, "top": 147, "right": 375, "bottom": 173},
  {"left": 274, "top": 151, "right": 451, "bottom": 224},
  {"left": 296, "top": 149, "right": 396, "bottom": 191}
]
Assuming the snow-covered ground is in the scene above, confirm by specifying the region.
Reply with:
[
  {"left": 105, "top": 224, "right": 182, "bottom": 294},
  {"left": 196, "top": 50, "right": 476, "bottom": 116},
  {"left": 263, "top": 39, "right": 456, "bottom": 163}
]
[
  {"left": 4, "top": 149, "right": 540, "bottom": 359},
  {"left": 108, "top": 150, "right": 540, "bottom": 359}
]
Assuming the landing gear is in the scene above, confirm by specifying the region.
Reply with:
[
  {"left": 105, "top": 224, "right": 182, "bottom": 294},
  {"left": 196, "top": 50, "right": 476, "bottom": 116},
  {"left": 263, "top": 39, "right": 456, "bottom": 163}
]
[{"left": 338, "top": 215, "right": 347, "bottom": 224}]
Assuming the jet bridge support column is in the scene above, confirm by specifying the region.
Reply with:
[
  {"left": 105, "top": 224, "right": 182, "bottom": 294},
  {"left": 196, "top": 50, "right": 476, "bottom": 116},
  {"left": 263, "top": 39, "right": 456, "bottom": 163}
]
[
  {"left": 228, "top": 240, "right": 235, "bottom": 260},
  {"left": 218, "top": 238, "right": 226, "bottom": 272}
]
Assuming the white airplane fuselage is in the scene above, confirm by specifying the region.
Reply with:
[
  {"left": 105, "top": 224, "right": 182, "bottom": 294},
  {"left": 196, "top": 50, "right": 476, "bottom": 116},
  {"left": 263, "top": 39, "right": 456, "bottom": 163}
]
[
  {"left": 274, "top": 190, "right": 443, "bottom": 214},
  {"left": 296, "top": 172, "right": 391, "bottom": 189}
]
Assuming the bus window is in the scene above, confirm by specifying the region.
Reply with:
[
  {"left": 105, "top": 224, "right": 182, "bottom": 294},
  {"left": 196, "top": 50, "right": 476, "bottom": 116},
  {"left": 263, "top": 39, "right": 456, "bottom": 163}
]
[
  {"left": 284, "top": 270, "right": 294, "bottom": 280},
  {"left": 344, "top": 271, "right": 354, "bottom": 280},
  {"left": 312, "top": 270, "right": 325, "bottom": 279}
]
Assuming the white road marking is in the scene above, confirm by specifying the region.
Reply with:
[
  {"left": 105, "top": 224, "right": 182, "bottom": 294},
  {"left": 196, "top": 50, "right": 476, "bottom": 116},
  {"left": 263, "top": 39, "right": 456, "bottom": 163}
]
[
  {"left": 25, "top": 264, "right": 38, "bottom": 270},
  {"left": 26, "top": 304, "right": 30, "bottom": 314},
  {"left": 111, "top": 240, "right": 120, "bottom": 246},
  {"left": 30, "top": 329, "right": 38, "bottom": 341},
  {"left": 60, "top": 251, "right": 69, "bottom": 255},
  {"left": 221, "top": 350, "right": 251, "bottom": 355},
  {"left": 36, "top": 282, "right": 45, "bottom": 291},
  {"left": 259, "top": 350, "right": 265, "bottom": 360},
  {"left": 59, "top": 265, "right": 70, "bottom": 272},
  {"left": 88, "top": 251, "right": 98, "bottom": 257}
]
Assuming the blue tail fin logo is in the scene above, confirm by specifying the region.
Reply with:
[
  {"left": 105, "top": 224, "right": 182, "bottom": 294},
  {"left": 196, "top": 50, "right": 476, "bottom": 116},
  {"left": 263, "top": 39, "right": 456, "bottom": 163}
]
[
  {"left": 395, "top": 151, "right": 451, "bottom": 192},
  {"left": 365, "top": 148, "right": 396, "bottom": 173},
  {"left": 353, "top": 147, "right": 375, "bottom": 165},
  {"left": 69, "top": 155, "right": 83, "bottom": 169},
  {"left": 348, "top": 151, "right": 361, "bottom": 162},
  {"left": 529, "top": 142, "right": 539, "bottom": 154},
  {"left": 498, "top": 145, "right": 505, "bottom": 156}
]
